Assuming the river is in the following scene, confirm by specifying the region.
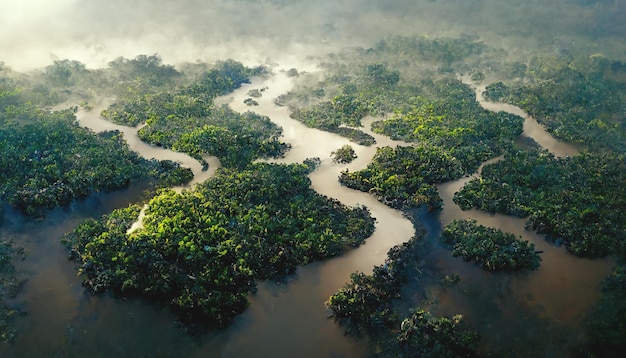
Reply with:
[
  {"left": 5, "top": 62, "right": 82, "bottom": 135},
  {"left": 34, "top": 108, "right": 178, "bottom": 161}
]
[
  {"left": 428, "top": 79, "right": 612, "bottom": 355},
  {"left": 0, "top": 69, "right": 612, "bottom": 357}
]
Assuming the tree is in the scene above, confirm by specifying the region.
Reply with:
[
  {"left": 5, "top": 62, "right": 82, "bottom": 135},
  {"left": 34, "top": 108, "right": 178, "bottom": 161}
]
[{"left": 331, "top": 145, "right": 357, "bottom": 164}]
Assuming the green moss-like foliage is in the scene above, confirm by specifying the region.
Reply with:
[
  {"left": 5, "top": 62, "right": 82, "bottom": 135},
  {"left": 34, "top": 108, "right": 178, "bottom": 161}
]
[
  {"left": 454, "top": 148, "right": 626, "bottom": 258},
  {"left": 483, "top": 55, "right": 626, "bottom": 153},
  {"left": 583, "top": 265, "right": 626, "bottom": 357},
  {"left": 101, "top": 60, "right": 289, "bottom": 169},
  {"left": 441, "top": 219, "right": 541, "bottom": 272},
  {"left": 372, "top": 36, "right": 487, "bottom": 68},
  {"left": 101, "top": 59, "right": 256, "bottom": 127},
  {"left": 398, "top": 310, "right": 480, "bottom": 358},
  {"left": 337, "top": 78, "right": 522, "bottom": 212},
  {"left": 371, "top": 79, "right": 523, "bottom": 169},
  {"left": 283, "top": 36, "right": 489, "bottom": 145},
  {"left": 64, "top": 162, "right": 375, "bottom": 327},
  {"left": 289, "top": 94, "right": 376, "bottom": 146},
  {"left": 275, "top": 38, "right": 519, "bottom": 214},
  {"left": 327, "top": 234, "right": 480, "bottom": 357},
  {"left": 0, "top": 107, "right": 187, "bottom": 217},
  {"left": 331, "top": 144, "right": 357, "bottom": 164},
  {"left": 139, "top": 106, "right": 289, "bottom": 169},
  {"left": 340, "top": 145, "right": 464, "bottom": 210},
  {"left": 0, "top": 239, "right": 25, "bottom": 343},
  {"left": 327, "top": 239, "right": 415, "bottom": 332}
]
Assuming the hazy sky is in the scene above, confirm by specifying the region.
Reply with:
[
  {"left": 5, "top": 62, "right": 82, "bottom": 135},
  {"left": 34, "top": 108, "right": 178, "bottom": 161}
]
[{"left": 1, "top": 0, "right": 624, "bottom": 71}]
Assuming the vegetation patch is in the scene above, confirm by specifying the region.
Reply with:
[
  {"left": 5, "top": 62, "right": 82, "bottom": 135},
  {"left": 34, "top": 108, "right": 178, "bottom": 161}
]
[
  {"left": 441, "top": 219, "right": 542, "bottom": 272},
  {"left": 327, "top": 233, "right": 480, "bottom": 357},
  {"left": 64, "top": 162, "right": 375, "bottom": 328},
  {"left": 283, "top": 36, "right": 491, "bottom": 146},
  {"left": 289, "top": 97, "right": 376, "bottom": 146},
  {"left": 584, "top": 264, "right": 626, "bottom": 356},
  {"left": 100, "top": 59, "right": 289, "bottom": 169},
  {"left": 483, "top": 55, "right": 626, "bottom": 153},
  {"left": 371, "top": 79, "right": 523, "bottom": 169},
  {"left": 311, "top": 71, "right": 523, "bottom": 213},
  {"left": 0, "top": 106, "right": 189, "bottom": 217},
  {"left": 331, "top": 144, "right": 357, "bottom": 164},
  {"left": 454, "top": 148, "right": 626, "bottom": 258},
  {"left": 339, "top": 145, "right": 464, "bottom": 210},
  {"left": 0, "top": 239, "right": 25, "bottom": 343}
]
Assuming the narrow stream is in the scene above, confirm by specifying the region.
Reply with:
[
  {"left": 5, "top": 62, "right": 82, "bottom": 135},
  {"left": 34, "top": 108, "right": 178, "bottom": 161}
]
[
  {"left": 467, "top": 78, "right": 579, "bottom": 158},
  {"left": 0, "top": 70, "right": 613, "bottom": 357},
  {"left": 74, "top": 102, "right": 222, "bottom": 188}
]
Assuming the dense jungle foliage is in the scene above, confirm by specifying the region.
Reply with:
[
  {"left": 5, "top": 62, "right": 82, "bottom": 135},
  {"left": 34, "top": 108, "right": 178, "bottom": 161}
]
[
  {"left": 2, "top": 56, "right": 254, "bottom": 219},
  {"left": 458, "top": 52, "right": 626, "bottom": 352},
  {"left": 370, "top": 80, "right": 523, "bottom": 157},
  {"left": 2, "top": 30, "right": 625, "bottom": 354},
  {"left": 327, "top": 233, "right": 480, "bottom": 357},
  {"left": 584, "top": 265, "right": 626, "bottom": 356},
  {"left": 339, "top": 78, "right": 522, "bottom": 211},
  {"left": 331, "top": 144, "right": 357, "bottom": 164},
  {"left": 0, "top": 239, "right": 24, "bottom": 343},
  {"left": 339, "top": 145, "right": 464, "bottom": 210},
  {"left": 483, "top": 55, "right": 626, "bottom": 154},
  {"left": 0, "top": 94, "right": 190, "bottom": 218},
  {"left": 283, "top": 36, "right": 492, "bottom": 146},
  {"left": 441, "top": 219, "right": 542, "bottom": 272},
  {"left": 284, "top": 38, "right": 522, "bottom": 211},
  {"left": 453, "top": 148, "right": 625, "bottom": 258},
  {"left": 101, "top": 58, "right": 290, "bottom": 169},
  {"left": 312, "top": 36, "right": 626, "bottom": 355},
  {"left": 64, "top": 162, "right": 375, "bottom": 327}
]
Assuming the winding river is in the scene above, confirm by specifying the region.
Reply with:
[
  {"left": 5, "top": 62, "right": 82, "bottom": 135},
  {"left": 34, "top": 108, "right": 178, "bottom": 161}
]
[{"left": 0, "top": 69, "right": 613, "bottom": 357}]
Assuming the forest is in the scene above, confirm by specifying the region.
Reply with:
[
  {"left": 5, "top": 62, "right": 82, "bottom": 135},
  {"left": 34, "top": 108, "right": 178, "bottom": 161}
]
[
  {"left": 2, "top": 55, "right": 377, "bottom": 330},
  {"left": 0, "top": 14, "right": 624, "bottom": 355},
  {"left": 453, "top": 148, "right": 625, "bottom": 258},
  {"left": 0, "top": 238, "right": 24, "bottom": 342},
  {"left": 102, "top": 59, "right": 290, "bottom": 169},
  {"left": 280, "top": 35, "right": 626, "bottom": 355},
  {"left": 283, "top": 39, "right": 524, "bottom": 213},
  {"left": 441, "top": 219, "right": 542, "bottom": 272},
  {"left": 326, "top": 231, "right": 481, "bottom": 357},
  {"left": 449, "top": 53, "right": 626, "bottom": 354},
  {"left": 483, "top": 55, "right": 626, "bottom": 153},
  {"left": 64, "top": 162, "right": 375, "bottom": 327},
  {"left": 0, "top": 59, "right": 194, "bottom": 219}
]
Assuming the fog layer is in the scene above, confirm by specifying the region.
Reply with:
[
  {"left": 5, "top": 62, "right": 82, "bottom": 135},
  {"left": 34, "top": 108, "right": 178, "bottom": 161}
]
[{"left": 2, "top": 0, "right": 625, "bottom": 71}]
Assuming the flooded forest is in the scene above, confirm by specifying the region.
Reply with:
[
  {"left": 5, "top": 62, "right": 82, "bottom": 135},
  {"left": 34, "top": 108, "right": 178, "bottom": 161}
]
[{"left": 1, "top": 1, "right": 625, "bottom": 357}]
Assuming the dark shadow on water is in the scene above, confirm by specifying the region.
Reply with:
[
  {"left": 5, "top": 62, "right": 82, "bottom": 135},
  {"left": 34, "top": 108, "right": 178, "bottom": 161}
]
[{"left": 397, "top": 207, "right": 610, "bottom": 357}]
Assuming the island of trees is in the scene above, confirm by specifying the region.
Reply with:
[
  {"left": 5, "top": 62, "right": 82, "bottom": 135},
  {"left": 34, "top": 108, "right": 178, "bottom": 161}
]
[
  {"left": 331, "top": 144, "right": 357, "bottom": 164},
  {"left": 441, "top": 219, "right": 542, "bottom": 272},
  {"left": 64, "top": 162, "right": 375, "bottom": 327}
]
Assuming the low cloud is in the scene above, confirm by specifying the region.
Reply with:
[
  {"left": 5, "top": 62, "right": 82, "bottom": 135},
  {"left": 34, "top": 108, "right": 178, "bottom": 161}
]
[{"left": 1, "top": 0, "right": 624, "bottom": 71}]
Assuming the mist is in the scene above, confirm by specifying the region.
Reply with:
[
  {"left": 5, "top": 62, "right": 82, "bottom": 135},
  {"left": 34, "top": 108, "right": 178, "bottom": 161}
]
[
  {"left": 2, "top": 0, "right": 625, "bottom": 71},
  {"left": 2, "top": 1, "right": 626, "bottom": 357}
]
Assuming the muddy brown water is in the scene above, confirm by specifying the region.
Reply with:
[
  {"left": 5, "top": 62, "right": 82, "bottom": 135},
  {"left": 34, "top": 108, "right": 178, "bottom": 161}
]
[{"left": 0, "top": 70, "right": 612, "bottom": 357}]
